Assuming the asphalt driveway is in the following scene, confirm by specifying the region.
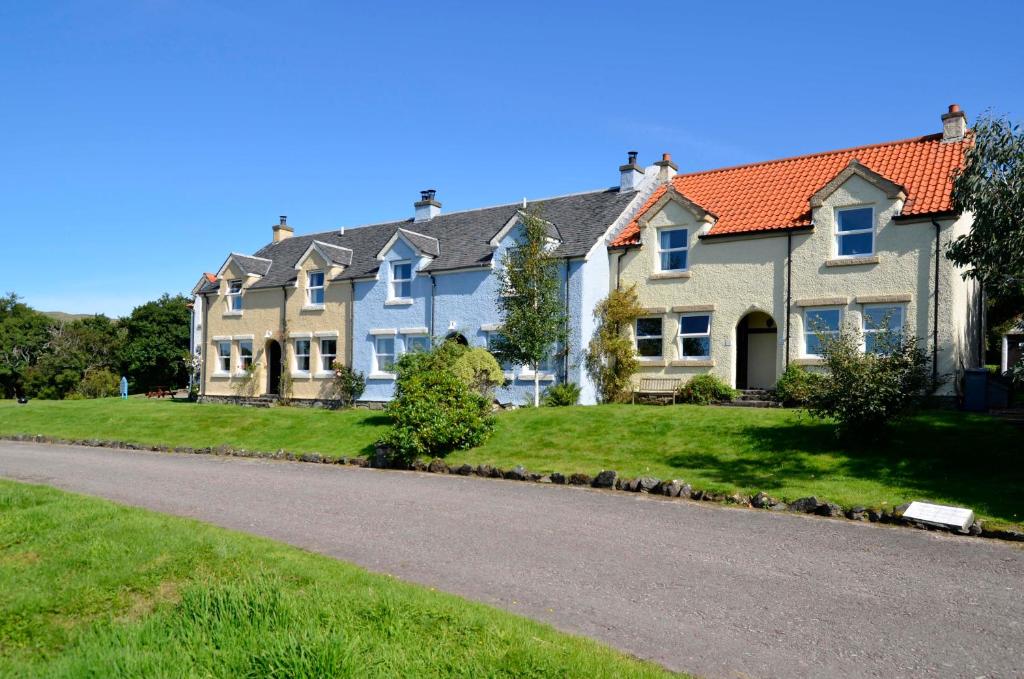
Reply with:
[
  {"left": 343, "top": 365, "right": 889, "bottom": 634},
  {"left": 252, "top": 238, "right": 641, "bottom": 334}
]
[{"left": 1, "top": 441, "right": 1021, "bottom": 678}]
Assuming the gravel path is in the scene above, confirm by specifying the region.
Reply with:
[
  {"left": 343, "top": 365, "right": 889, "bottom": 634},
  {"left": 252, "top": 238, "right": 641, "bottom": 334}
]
[{"left": 2, "top": 441, "right": 1022, "bottom": 678}]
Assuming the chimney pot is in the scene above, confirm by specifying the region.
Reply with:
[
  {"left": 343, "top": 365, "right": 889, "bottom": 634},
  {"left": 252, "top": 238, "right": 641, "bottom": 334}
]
[
  {"left": 941, "top": 103, "right": 968, "bottom": 142},
  {"left": 272, "top": 214, "right": 293, "bottom": 242},
  {"left": 654, "top": 151, "right": 679, "bottom": 182},
  {"left": 414, "top": 189, "right": 441, "bottom": 222},
  {"left": 619, "top": 150, "right": 645, "bottom": 191}
]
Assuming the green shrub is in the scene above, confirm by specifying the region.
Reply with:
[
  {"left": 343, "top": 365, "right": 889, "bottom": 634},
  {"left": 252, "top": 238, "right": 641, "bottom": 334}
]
[
  {"left": 543, "top": 382, "right": 580, "bottom": 406},
  {"left": 74, "top": 369, "right": 119, "bottom": 399},
  {"left": 451, "top": 347, "right": 504, "bottom": 395},
  {"left": 677, "top": 374, "right": 736, "bottom": 405},
  {"left": 325, "top": 362, "right": 366, "bottom": 405},
  {"left": 380, "top": 343, "right": 495, "bottom": 462},
  {"left": 774, "top": 364, "right": 824, "bottom": 407},
  {"left": 807, "top": 326, "right": 935, "bottom": 439}
]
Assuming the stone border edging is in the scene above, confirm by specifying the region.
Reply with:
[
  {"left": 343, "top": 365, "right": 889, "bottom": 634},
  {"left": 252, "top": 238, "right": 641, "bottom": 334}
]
[{"left": 4, "top": 433, "right": 1022, "bottom": 544}]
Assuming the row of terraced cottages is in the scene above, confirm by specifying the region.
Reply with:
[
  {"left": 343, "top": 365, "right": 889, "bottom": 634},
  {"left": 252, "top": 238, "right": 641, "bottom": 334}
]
[{"left": 191, "top": 105, "right": 981, "bottom": 406}]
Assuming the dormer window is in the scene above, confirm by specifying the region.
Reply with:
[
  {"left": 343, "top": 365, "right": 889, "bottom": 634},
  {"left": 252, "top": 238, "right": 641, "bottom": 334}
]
[
  {"left": 658, "top": 228, "right": 688, "bottom": 272},
  {"left": 391, "top": 261, "right": 412, "bottom": 299},
  {"left": 836, "top": 207, "right": 874, "bottom": 257},
  {"left": 227, "top": 280, "right": 243, "bottom": 311},
  {"left": 307, "top": 271, "right": 325, "bottom": 306}
]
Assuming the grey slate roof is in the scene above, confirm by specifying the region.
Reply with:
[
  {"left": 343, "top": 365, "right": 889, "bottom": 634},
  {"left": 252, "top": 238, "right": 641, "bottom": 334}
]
[
  {"left": 199, "top": 187, "right": 636, "bottom": 293},
  {"left": 222, "top": 253, "right": 272, "bottom": 277},
  {"left": 309, "top": 240, "right": 353, "bottom": 267},
  {"left": 395, "top": 228, "right": 440, "bottom": 257}
]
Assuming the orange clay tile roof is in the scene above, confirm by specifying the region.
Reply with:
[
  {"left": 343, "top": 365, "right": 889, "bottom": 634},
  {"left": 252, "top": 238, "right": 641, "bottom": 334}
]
[
  {"left": 611, "top": 133, "right": 969, "bottom": 245},
  {"left": 204, "top": 272, "right": 217, "bottom": 283}
]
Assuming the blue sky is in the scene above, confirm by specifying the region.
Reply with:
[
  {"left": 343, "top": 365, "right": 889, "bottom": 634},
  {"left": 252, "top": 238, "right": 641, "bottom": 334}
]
[{"left": 1, "top": 1, "right": 1021, "bottom": 316}]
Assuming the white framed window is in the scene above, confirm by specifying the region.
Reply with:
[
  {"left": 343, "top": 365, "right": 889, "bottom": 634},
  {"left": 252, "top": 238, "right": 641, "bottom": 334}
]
[
  {"left": 863, "top": 305, "right": 905, "bottom": 354},
  {"left": 487, "top": 331, "right": 514, "bottom": 372},
  {"left": 227, "top": 280, "right": 243, "bottom": 311},
  {"left": 835, "top": 207, "right": 874, "bottom": 257},
  {"left": 294, "top": 339, "right": 311, "bottom": 373},
  {"left": 804, "top": 308, "right": 841, "bottom": 357},
  {"left": 390, "top": 261, "right": 412, "bottom": 299},
  {"left": 519, "top": 345, "right": 556, "bottom": 377},
  {"left": 217, "top": 341, "right": 232, "bottom": 373},
  {"left": 405, "top": 335, "right": 429, "bottom": 354},
  {"left": 319, "top": 338, "right": 337, "bottom": 371},
  {"left": 238, "top": 340, "right": 253, "bottom": 372},
  {"left": 677, "top": 314, "right": 711, "bottom": 359},
  {"left": 307, "top": 271, "right": 325, "bottom": 306},
  {"left": 657, "top": 228, "right": 688, "bottom": 272},
  {"left": 375, "top": 336, "right": 396, "bottom": 372},
  {"left": 636, "top": 317, "right": 663, "bottom": 358}
]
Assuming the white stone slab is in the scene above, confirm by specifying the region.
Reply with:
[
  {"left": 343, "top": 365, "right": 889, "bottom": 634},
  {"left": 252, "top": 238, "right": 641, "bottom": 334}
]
[{"left": 902, "top": 501, "right": 974, "bottom": 531}]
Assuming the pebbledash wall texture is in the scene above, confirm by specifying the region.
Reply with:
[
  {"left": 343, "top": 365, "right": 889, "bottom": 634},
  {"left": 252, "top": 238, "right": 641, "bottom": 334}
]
[{"left": 195, "top": 105, "right": 981, "bottom": 405}]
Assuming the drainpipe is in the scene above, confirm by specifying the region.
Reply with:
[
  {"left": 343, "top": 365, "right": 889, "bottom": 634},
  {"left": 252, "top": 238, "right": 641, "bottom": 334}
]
[
  {"left": 785, "top": 231, "right": 793, "bottom": 368},
  {"left": 563, "top": 258, "right": 571, "bottom": 383},
  {"left": 930, "top": 219, "right": 941, "bottom": 381},
  {"left": 429, "top": 273, "right": 437, "bottom": 340},
  {"left": 348, "top": 280, "right": 355, "bottom": 366},
  {"left": 200, "top": 292, "right": 210, "bottom": 397}
]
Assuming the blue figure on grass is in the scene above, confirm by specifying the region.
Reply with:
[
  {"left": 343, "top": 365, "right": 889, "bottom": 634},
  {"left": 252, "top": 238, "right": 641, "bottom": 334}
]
[{"left": 119, "top": 376, "right": 129, "bottom": 400}]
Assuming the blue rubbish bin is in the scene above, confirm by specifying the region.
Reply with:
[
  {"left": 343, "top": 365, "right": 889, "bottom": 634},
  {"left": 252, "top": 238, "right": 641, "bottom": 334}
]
[{"left": 963, "top": 368, "right": 988, "bottom": 412}]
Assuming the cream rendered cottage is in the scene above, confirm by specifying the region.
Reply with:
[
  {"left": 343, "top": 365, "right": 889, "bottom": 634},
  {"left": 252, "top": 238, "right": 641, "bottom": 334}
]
[{"left": 609, "top": 105, "right": 980, "bottom": 396}]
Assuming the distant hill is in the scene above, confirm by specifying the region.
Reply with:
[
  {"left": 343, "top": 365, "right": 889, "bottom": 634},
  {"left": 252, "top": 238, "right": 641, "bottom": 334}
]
[{"left": 41, "top": 311, "right": 96, "bottom": 322}]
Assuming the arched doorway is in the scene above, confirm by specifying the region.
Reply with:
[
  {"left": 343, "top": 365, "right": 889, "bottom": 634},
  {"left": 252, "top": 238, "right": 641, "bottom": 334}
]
[
  {"left": 266, "top": 340, "right": 282, "bottom": 395},
  {"left": 736, "top": 311, "right": 778, "bottom": 389},
  {"left": 445, "top": 332, "right": 469, "bottom": 346}
]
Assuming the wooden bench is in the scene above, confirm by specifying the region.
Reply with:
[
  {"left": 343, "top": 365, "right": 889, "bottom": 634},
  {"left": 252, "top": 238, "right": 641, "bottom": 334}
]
[
  {"left": 146, "top": 386, "right": 172, "bottom": 399},
  {"left": 632, "top": 378, "right": 682, "bottom": 404}
]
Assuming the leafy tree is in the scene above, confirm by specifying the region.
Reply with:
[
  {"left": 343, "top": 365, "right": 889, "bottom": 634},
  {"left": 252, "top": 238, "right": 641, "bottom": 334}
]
[
  {"left": 946, "top": 114, "right": 1024, "bottom": 299},
  {"left": 0, "top": 293, "right": 52, "bottom": 397},
  {"left": 24, "top": 315, "right": 123, "bottom": 399},
  {"left": 492, "top": 210, "right": 568, "bottom": 406},
  {"left": 807, "top": 325, "right": 935, "bottom": 439},
  {"left": 118, "top": 294, "right": 191, "bottom": 392},
  {"left": 584, "top": 285, "right": 645, "bottom": 403}
]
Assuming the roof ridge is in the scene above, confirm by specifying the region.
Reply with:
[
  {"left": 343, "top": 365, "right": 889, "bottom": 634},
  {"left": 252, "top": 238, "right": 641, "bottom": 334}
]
[
  {"left": 675, "top": 133, "right": 947, "bottom": 179},
  {"left": 299, "top": 186, "right": 623, "bottom": 239}
]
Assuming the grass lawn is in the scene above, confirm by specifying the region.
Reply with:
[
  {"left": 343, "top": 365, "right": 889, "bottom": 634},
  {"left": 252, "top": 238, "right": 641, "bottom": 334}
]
[
  {"left": 0, "top": 480, "right": 678, "bottom": 677},
  {"left": 1, "top": 397, "right": 1021, "bottom": 530}
]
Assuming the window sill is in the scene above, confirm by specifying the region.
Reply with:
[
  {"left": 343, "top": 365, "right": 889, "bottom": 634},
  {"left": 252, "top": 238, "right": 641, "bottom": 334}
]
[
  {"left": 369, "top": 371, "right": 396, "bottom": 380},
  {"left": 222, "top": 310, "right": 243, "bottom": 317},
  {"left": 651, "top": 271, "right": 691, "bottom": 280},
  {"left": 637, "top": 358, "right": 668, "bottom": 367},
  {"left": 301, "top": 304, "right": 325, "bottom": 312},
  {"left": 516, "top": 372, "right": 556, "bottom": 382},
  {"left": 792, "top": 357, "right": 825, "bottom": 366},
  {"left": 384, "top": 298, "right": 414, "bottom": 306},
  {"left": 232, "top": 371, "right": 253, "bottom": 378},
  {"left": 313, "top": 372, "right": 335, "bottom": 379},
  {"left": 211, "top": 372, "right": 231, "bottom": 379},
  {"left": 670, "top": 359, "right": 715, "bottom": 367},
  {"left": 826, "top": 255, "right": 879, "bottom": 267},
  {"left": 291, "top": 371, "right": 311, "bottom": 379}
]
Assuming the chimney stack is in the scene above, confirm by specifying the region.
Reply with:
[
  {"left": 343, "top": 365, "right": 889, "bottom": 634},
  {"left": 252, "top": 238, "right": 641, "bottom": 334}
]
[
  {"left": 619, "top": 151, "right": 645, "bottom": 191},
  {"left": 941, "top": 104, "right": 967, "bottom": 142},
  {"left": 654, "top": 152, "right": 678, "bottom": 182},
  {"left": 273, "top": 215, "right": 293, "bottom": 242},
  {"left": 414, "top": 189, "right": 441, "bottom": 222}
]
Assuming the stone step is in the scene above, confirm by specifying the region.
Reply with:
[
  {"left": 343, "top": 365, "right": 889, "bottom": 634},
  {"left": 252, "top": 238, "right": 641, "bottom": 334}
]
[{"left": 718, "top": 399, "right": 781, "bottom": 408}]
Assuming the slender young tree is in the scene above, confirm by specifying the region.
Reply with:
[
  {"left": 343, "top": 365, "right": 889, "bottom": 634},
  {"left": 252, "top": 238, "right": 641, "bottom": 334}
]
[{"left": 493, "top": 210, "right": 568, "bottom": 406}]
